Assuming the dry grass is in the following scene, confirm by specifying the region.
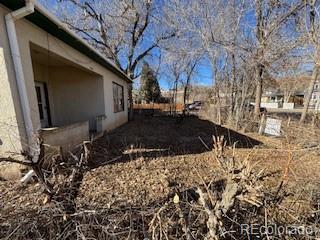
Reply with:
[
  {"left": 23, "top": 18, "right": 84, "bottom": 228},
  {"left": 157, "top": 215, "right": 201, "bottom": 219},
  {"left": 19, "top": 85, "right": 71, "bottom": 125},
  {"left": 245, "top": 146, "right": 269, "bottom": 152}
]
[{"left": 1, "top": 115, "right": 320, "bottom": 239}]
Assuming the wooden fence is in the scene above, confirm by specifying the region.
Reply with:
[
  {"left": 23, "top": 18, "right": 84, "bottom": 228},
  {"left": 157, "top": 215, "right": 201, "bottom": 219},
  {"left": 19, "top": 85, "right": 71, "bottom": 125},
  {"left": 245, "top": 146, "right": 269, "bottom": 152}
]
[{"left": 133, "top": 103, "right": 184, "bottom": 112}]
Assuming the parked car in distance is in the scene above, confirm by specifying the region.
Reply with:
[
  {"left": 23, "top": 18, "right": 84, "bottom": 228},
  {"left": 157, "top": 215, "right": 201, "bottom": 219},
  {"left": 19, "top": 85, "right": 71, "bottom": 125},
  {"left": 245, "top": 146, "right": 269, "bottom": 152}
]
[
  {"left": 186, "top": 101, "right": 202, "bottom": 111},
  {"left": 244, "top": 103, "right": 267, "bottom": 114}
]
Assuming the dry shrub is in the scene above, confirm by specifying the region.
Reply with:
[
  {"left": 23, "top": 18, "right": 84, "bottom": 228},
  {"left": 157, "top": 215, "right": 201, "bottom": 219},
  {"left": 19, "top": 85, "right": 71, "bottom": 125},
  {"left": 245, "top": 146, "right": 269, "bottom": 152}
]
[
  {"left": 1, "top": 136, "right": 320, "bottom": 240},
  {"left": 281, "top": 121, "right": 320, "bottom": 148},
  {"left": 146, "top": 136, "right": 320, "bottom": 240}
]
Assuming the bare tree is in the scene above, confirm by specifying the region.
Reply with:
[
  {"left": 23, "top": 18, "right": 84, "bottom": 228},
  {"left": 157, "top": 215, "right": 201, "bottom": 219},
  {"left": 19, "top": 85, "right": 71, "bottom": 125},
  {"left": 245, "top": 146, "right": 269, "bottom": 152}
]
[
  {"left": 252, "top": 0, "right": 304, "bottom": 117},
  {"left": 161, "top": 55, "right": 184, "bottom": 114},
  {"left": 46, "top": 0, "right": 305, "bottom": 125},
  {"left": 181, "top": 57, "right": 200, "bottom": 106},
  {"left": 300, "top": 0, "right": 320, "bottom": 123},
  {"left": 164, "top": 0, "right": 248, "bottom": 123},
  {"left": 54, "top": 0, "right": 175, "bottom": 120},
  {"left": 278, "top": 75, "right": 309, "bottom": 104},
  {"left": 165, "top": 0, "right": 304, "bottom": 124}
]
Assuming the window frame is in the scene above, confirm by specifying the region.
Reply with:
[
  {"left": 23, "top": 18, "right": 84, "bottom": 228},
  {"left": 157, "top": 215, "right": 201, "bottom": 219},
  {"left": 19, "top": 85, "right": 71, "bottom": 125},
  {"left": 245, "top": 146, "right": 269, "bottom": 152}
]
[{"left": 113, "top": 82, "right": 124, "bottom": 113}]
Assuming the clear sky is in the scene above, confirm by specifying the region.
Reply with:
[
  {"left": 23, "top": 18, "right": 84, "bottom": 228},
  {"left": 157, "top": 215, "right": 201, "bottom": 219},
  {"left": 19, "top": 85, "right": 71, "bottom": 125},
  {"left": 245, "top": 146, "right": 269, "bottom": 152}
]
[
  {"left": 38, "top": 0, "right": 312, "bottom": 90},
  {"left": 38, "top": 0, "right": 214, "bottom": 90}
]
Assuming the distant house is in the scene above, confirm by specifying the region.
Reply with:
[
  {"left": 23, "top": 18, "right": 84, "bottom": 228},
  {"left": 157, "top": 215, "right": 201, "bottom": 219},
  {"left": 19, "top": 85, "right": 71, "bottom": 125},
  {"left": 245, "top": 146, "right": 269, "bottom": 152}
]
[
  {"left": 261, "top": 88, "right": 305, "bottom": 109},
  {"left": 162, "top": 89, "right": 186, "bottom": 104},
  {"left": 261, "top": 89, "right": 283, "bottom": 104},
  {"left": 161, "top": 86, "right": 211, "bottom": 105},
  {"left": 260, "top": 89, "right": 283, "bottom": 109},
  {"left": 311, "top": 81, "right": 320, "bottom": 108},
  {"left": 261, "top": 73, "right": 314, "bottom": 109},
  {"left": 0, "top": 0, "right": 131, "bottom": 155}
]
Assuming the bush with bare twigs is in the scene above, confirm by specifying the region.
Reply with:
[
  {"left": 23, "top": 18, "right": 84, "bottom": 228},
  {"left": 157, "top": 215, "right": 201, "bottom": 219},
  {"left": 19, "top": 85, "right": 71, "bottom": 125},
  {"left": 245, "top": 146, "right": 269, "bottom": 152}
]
[{"left": 1, "top": 134, "right": 320, "bottom": 239}]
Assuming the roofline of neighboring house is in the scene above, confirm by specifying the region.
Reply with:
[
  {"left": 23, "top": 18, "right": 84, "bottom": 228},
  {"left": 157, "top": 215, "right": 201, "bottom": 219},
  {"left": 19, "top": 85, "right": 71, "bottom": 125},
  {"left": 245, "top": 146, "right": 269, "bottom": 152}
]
[
  {"left": 262, "top": 91, "right": 306, "bottom": 97},
  {"left": 1, "top": 0, "right": 132, "bottom": 83}
]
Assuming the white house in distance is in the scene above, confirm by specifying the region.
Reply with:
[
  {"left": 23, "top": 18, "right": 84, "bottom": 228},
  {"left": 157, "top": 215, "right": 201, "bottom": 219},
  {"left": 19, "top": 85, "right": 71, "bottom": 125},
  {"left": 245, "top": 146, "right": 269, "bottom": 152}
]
[
  {"left": 311, "top": 81, "right": 320, "bottom": 109},
  {"left": 0, "top": 0, "right": 131, "bottom": 156}
]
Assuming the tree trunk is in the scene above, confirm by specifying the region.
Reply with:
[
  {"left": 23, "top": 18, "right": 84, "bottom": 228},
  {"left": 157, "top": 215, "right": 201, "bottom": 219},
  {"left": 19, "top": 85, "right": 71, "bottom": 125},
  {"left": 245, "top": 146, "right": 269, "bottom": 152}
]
[
  {"left": 212, "top": 62, "right": 221, "bottom": 125},
  {"left": 216, "top": 88, "right": 222, "bottom": 125},
  {"left": 128, "top": 83, "right": 134, "bottom": 121},
  {"left": 300, "top": 65, "right": 318, "bottom": 123},
  {"left": 235, "top": 76, "right": 245, "bottom": 130},
  {"left": 229, "top": 53, "right": 236, "bottom": 122},
  {"left": 174, "top": 78, "right": 178, "bottom": 114},
  {"left": 300, "top": 0, "right": 318, "bottom": 123},
  {"left": 254, "top": 0, "right": 264, "bottom": 119},
  {"left": 254, "top": 64, "right": 264, "bottom": 118},
  {"left": 183, "top": 86, "right": 188, "bottom": 105},
  {"left": 183, "top": 75, "right": 191, "bottom": 106},
  {"left": 284, "top": 93, "right": 291, "bottom": 103}
]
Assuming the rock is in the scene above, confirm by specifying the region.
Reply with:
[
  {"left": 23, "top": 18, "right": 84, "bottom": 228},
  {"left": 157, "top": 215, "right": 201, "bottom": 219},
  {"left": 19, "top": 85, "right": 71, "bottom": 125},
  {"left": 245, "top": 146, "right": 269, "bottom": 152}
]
[{"left": 0, "top": 162, "right": 26, "bottom": 181}]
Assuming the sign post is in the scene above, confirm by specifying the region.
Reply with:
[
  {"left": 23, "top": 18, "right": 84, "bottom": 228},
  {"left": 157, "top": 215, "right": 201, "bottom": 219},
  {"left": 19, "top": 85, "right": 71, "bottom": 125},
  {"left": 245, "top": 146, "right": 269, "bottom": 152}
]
[{"left": 264, "top": 118, "right": 282, "bottom": 136}]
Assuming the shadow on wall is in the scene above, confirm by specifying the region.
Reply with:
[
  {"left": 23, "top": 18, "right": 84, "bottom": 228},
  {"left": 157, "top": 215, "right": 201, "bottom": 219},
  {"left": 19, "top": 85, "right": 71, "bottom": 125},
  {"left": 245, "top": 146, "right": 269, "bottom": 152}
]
[{"left": 90, "top": 115, "right": 262, "bottom": 167}]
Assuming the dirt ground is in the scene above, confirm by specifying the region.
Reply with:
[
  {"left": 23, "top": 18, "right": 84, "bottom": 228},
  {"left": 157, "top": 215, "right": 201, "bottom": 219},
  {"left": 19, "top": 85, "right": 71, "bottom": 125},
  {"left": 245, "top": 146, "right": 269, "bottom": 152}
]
[
  {"left": 1, "top": 115, "right": 320, "bottom": 239},
  {"left": 89, "top": 115, "right": 262, "bottom": 167}
]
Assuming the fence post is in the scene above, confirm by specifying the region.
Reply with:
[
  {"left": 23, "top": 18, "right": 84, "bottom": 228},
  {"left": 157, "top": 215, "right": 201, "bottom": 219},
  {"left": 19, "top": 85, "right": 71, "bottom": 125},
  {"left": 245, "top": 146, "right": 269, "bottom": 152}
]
[{"left": 258, "top": 113, "right": 266, "bottom": 135}]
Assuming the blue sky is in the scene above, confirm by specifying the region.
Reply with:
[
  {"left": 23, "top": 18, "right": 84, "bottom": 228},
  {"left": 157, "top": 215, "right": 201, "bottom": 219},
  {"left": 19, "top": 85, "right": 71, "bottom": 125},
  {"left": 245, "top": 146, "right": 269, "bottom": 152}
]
[
  {"left": 38, "top": 0, "right": 313, "bottom": 90},
  {"left": 38, "top": 0, "right": 213, "bottom": 90},
  {"left": 159, "top": 64, "right": 213, "bottom": 90}
]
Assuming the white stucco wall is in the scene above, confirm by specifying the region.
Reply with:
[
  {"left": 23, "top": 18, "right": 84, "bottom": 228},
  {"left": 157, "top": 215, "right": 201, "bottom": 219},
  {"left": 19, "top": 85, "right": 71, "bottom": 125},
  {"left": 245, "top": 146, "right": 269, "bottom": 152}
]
[
  {"left": 41, "top": 121, "right": 90, "bottom": 153},
  {"left": 0, "top": 5, "right": 129, "bottom": 155},
  {"left": 0, "top": 7, "right": 25, "bottom": 154},
  {"left": 283, "top": 103, "right": 294, "bottom": 109},
  {"left": 261, "top": 102, "right": 279, "bottom": 109},
  {"left": 33, "top": 62, "right": 106, "bottom": 130},
  {"left": 50, "top": 67, "right": 105, "bottom": 130}
]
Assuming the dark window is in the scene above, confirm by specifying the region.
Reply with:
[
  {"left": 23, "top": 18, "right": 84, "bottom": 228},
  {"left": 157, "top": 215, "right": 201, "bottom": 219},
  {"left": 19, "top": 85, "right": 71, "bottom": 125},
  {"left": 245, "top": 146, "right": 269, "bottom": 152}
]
[
  {"left": 113, "top": 82, "right": 124, "bottom": 112},
  {"left": 35, "top": 86, "right": 44, "bottom": 119}
]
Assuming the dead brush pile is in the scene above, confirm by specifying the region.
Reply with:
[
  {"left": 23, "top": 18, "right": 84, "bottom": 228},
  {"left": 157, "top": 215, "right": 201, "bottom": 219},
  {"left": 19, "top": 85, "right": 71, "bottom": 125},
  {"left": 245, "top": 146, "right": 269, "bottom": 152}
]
[
  {"left": 1, "top": 136, "right": 320, "bottom": 239},
  {"left": 281, "top": 120, "right": 320, "bottom": 148}
]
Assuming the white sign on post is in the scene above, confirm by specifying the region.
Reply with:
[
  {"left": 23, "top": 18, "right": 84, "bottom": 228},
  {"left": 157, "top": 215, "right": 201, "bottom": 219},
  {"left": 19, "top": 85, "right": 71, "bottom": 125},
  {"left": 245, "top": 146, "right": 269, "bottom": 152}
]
[{"left": 264, "top": 118, "right": 282, "bottom": 136}]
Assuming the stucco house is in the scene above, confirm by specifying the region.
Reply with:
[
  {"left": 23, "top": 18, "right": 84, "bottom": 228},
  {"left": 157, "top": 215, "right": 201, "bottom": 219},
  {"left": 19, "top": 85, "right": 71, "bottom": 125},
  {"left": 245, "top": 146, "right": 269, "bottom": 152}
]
[{"left": 0, "top": 0, "right": 131, "bottom": 157}]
